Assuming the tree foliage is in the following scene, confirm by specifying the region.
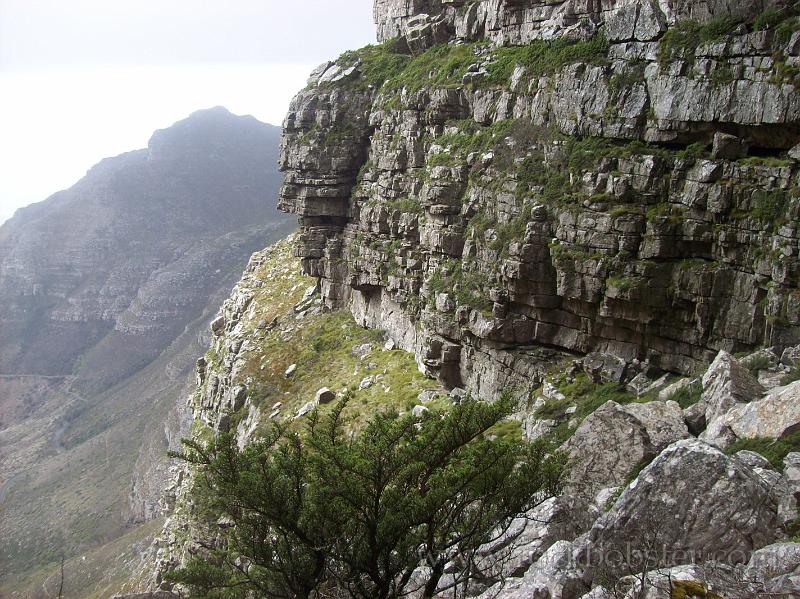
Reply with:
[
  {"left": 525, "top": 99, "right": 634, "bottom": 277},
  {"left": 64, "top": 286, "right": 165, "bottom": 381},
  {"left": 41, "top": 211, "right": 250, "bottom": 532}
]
[{"left": 168, "top": 393, "right": 565, "bottom": 598}]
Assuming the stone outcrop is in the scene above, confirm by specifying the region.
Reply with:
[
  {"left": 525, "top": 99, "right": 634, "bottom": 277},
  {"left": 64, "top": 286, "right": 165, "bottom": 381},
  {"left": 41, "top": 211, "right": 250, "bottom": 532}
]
[
  {"left": 703, "top": 380, "right": 800, "bottom": 448},
  {"left": 686, "top": 349, "right": 765, "bottom": 433},
  {"left": 279, "top": 0, "right": 800, "bottom": 401},
  {"left": 373, "top": 0, "right": 788, "bottom": 51},
  {"left": 123, "top": 2, "right": 800, "bottom": 598},
  {"left": 585, "top": 439, "right": 783, "bottom": 580}
]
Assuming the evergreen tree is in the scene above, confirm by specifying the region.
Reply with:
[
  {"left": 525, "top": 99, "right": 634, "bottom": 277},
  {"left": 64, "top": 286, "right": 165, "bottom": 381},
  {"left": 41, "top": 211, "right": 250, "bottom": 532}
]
[{"left": 169, "top": 393, "right": 565, "bottom": 598}]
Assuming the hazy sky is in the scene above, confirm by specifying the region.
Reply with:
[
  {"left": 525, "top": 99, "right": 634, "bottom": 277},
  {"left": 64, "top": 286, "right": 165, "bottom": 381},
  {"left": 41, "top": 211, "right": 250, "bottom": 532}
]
[{"left": 0, "top": 0, "right": 376, "bottom": 224}]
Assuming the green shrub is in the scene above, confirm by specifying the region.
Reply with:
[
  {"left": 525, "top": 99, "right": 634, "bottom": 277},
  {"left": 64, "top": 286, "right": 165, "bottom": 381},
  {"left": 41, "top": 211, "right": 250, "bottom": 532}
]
[
  {"left": 168, "top": 394, "right": 565, "bottom": 599},
  {"left": 676, "top": 142, "right": 708, "bottom": 160}
]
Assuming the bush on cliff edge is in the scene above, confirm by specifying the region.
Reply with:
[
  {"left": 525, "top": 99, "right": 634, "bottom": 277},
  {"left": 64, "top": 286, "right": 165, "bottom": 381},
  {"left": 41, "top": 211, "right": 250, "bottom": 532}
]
[{"left": 167, "top": 393, "right": 565, "bottom": 598}]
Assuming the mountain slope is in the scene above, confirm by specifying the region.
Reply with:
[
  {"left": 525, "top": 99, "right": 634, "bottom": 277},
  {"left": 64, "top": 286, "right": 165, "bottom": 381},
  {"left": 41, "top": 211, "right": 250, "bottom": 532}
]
[{"left": 0, "top": 106, "right": 295, "bottom": 593}]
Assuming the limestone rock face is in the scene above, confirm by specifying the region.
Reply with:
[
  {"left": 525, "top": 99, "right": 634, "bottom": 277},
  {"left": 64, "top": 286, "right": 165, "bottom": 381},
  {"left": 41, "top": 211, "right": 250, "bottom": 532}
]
[
  {"left": 586, "top": 439, "right": 782, "bottom": 580},
  {"left": 372, "top": 0, "right": 785, "bottom": 50},
  {"left": 279, "top": 4, "right": 800, "bottom": 401}
]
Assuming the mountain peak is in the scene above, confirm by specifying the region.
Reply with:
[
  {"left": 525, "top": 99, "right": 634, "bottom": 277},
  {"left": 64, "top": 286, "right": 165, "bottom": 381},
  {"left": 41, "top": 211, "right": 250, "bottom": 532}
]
[{"left": 147, "top": 107, "right": 277, "bottom": 162}]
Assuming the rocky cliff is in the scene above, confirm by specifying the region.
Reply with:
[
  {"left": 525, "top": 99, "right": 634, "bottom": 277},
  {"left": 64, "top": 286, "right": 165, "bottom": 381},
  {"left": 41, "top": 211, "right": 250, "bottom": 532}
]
[
  {"left": 281, "top": 0, "right": 800, "bottom": 400},
  {"left": 0, "top": 107, "right": 294, "bottom": 596},
  {"left": 120, "top": 1, "right": 800, "bottom": 598}
]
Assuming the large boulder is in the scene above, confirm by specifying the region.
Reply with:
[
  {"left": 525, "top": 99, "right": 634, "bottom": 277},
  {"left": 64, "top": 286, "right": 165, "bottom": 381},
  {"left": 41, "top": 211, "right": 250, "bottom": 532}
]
[
  {"left": 474, "top": 495, "right": 594, "bottom": 580},
  {"left": 686, "top": 350, "right": 764, "bottom": 431},
  {"left": 562, "top": 400, "right": 689, "bottom": 498},
  {"left": 619, "top": 401, "right": 690, "bottom": 451},
  {"left": 585, "top": 439, "right": 782, "bottom": 581},
  {"left": 744, "top": 542, "right": 800, "bottom": 594},
  {"left": 562, "top": 401, "right": 655, "bottom": 499},
  {"left": 477, "top": 540, "right": 588, "bottom": 599},
  {"left": 702, "top": 381, "right": 800, "bottom": 449},
  {"left": 610, "top": 562, "right": 754, "bottom": 598}
]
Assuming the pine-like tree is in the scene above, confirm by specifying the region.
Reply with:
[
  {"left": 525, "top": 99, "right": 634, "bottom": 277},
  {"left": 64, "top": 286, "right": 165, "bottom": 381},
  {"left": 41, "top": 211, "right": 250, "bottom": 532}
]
[{"left": 169, "top": 393, "right": 565, "bottom": 598}]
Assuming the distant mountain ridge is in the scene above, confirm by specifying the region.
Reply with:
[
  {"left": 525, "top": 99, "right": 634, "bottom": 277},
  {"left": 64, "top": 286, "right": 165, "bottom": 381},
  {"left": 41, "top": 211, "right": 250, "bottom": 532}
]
[{"left": 0, "top": 106, "right": 295, "bottom": 594}]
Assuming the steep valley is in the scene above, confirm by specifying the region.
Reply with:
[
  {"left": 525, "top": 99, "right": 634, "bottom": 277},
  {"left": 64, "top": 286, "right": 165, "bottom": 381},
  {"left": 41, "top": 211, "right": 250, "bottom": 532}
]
[
  {"left": 124, "top": 1, "right": 800, "bottom": 597},
  {"left": 9, "top": 0, "right": 800, "bottom": 597},
  {"left": 0, "top": 107, "right": 294, "bottom": 596}
]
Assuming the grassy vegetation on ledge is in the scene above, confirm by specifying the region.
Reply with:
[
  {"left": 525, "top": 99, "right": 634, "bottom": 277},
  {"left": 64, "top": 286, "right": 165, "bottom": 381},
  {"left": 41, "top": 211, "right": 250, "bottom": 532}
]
[
  {"left": 240, "top": 309, "right": 444, "bottom": 434},
  {"left": 484, "top": 35, "right": 609, "bottom": 85},
  {"left": 658, "top": 16, "right": 742, "bottom": 67},
  {"left": 726, "top": 432, "right": 800, "bottom": 470},
  {"left": 535, "top": 373, "right": 646, "bottom": 421},
  {"left": 330, "top": 32, "right": 611, "bottom": 98}
]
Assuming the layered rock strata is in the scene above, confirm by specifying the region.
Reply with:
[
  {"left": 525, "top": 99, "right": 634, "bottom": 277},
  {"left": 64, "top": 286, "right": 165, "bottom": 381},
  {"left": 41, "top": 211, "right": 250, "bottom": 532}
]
[{"left": 279, "top": 0, "right": 800, "bottom": 399}]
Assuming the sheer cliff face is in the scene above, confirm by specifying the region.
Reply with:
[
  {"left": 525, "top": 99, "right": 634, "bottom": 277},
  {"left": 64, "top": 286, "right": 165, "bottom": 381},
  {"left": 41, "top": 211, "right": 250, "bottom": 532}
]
[
  {"left": 373, "top": 0, "right": 786, "bottom": 47},
  {"left": 279, "top": 0, "right": 800, "bottom": 398},
  {"left": 0, "top": 107, "right": 295, "bottom": 590}
]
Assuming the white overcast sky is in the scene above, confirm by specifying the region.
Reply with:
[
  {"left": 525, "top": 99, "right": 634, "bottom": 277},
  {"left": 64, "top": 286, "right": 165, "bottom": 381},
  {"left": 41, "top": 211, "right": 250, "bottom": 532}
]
[{"left": 0, "top": 0, "right": 376, "bottom": 224}]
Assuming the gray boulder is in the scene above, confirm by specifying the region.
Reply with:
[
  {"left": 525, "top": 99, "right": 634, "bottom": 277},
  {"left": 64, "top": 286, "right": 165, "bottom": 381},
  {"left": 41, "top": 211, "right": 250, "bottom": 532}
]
[
  {"left": 711, "top": 132, "right": 747, "bottom": 160},
  {"left": 702, "top": 381, "right": 800, "bottom": 449},
  {"left": 689, "top": 351, "right": 764, "bottom": 432},
  {"left": 610, "top": 562, "right": 754, "bottom": 598},
  {"left": 314, "top": 387, "right": 336, "bottom": 404},
  {"left": 745, "top": 542, "right": 800, "bottom": 594},
  {"left": 620, "top": 400, "right": 690, "bottom": 451},
  {"left": 583, "top": 352, "right": 627, "bottom": 384},
  {"left": 562, "top": 400, "right": 689, "bottom": 498},
  {"left": 586, "top": 439, "right": 782, "bottom": 581},
  {"left": 477, "top": 540, "right": 588, "bottom": 599},
  {"left": 475, "top": 495, "right": 594, "bottom": 581},
  {"left": 562, "top": 401, "right": 655, "bottom": 499}
]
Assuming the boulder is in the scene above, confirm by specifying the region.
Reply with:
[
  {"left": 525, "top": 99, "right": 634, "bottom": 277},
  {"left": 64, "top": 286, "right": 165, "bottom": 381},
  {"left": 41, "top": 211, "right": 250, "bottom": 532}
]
[
  {"left": 562, "top": 401, "right": 655, "bottom": 498},
  {"left": 585, "top": 439, "right": 782, "bottom": 581},
  {"left": 744, "top": 542, "right": 800, "bottom": 594},
  {"left": 702, "top": 381, "right": 800, "bottom": 449},
  {"left": 476, "top": 540, "right": 588, "bottom": 599},
  {"left": 562, "top": 400, "right": 689, "bottom": 498},
  {"left": 611, "top": 562, "right": 754, "bottom": 598},
  {"left": 411, "top": 404, "right": 429, "bottom": 418},
  {"left": 295, "top": 399, "right": 318, "bottom": 418},
  {"left": 781, "top": 345, "right": 800, "bottom": 368},
  {"left": 785, "top": 452, "right": 800, "bottom": 499},
  {"left": 314, "top": 387, "right": 336, "bottom": 404},
  {"left": 711, "top": 132, "right": 747, "bottom": 160},
  {"left": 619, "top": 400, "right": 690, "bottom": 451},
  {"left": 583, "top": 352, "right": 627, "bottom": 384},
  {"left": 210, "top": 315, "right": 225, "bottom": 336},
  {"left": 525, "top": 417, "right": 557, "bottom": 442},
  {"left": 694, "top": 351, "right": 764, "bottom": 430},
  {"left": 474, "top": 495, "right": 594, "bottom": 581},
  {"left": 788, "top": 143, "right": 800, "bottom": 163}
]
